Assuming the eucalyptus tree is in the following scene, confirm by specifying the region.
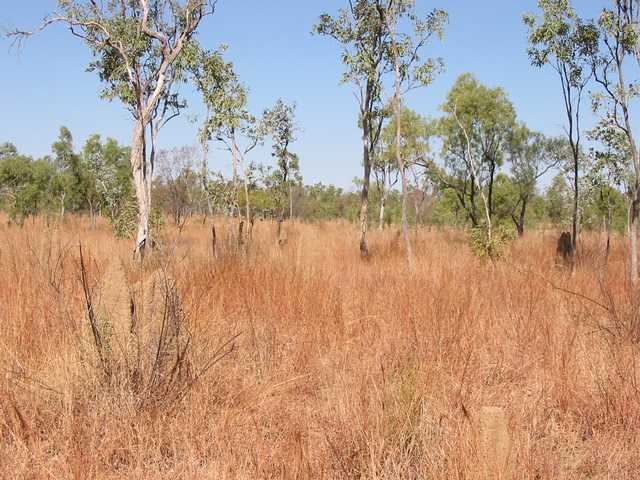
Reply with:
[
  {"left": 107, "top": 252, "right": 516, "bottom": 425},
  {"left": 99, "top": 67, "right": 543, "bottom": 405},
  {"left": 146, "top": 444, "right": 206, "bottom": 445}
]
[
  {"left": 578, "top": 2, "right": 640, "bottom": 283},
  {"left": 524, "top": 0, "right": 593, "bottom": 252},
  {"left": 507, "top": 126, "right": 566, "bottom": 236},
  {"left": 262, "top": 100, "right": 301, "bottom": 224},
  {"left": 9, "top": 0, "right": 218, "bottom": 257},
  {"left": 82, "top": 135, "right": 132, "bottom": 227},
  {"left": 384, "top": 0, "right": 446, "bottom": 266},
  {"left": 190, "top": 45, "right": 234, "bottom": 219},
  {"left": 51, "top": 127, "right": 90, "bottom": 220},
  {"left": 314, "top": 1, "right": 394, "bottom": 257},
  {"left": 432, "top": 73, "right": 516, "bottom": 240},
  {"left": 0, "top": 143, "right": 18, "bottom": 160},
  {"left": 0, "top": 154, "right": 55, "bottom": 224},
  {"left": 378, "top": 107, "right": 431, "bottom": 229},
  {"left": 373, "top": 137, "right": 399, "bottom": 229},
  {"left": 198, "top": 65, "right": 266, "bottom": 240}
]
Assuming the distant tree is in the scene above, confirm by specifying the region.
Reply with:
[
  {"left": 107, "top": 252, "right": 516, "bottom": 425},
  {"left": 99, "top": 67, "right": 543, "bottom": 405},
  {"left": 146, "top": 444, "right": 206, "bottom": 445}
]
[
  {"left": 156, "top": 146, "right": 200, "bottom": 229},
  {"left": 314, "top": 0, "right": 394, "bottom": 257},
  {"left": 507, "top": 125, "right": 566, "bottom": 235},
  {"left": 378, "top": 107, "right": 432, "bottom": 229},
  {"left": 0, "top": 143, "right": 18, "bottom": 159},
  {"left": 83, "top": 136, "right": 132, "bottom": 226},
  {"left": 190, "top": 45, "right": 235, "bottom": 220},
  {"left": 0, "top": 154, "right": 55, "bottom": 224},
  {"left": 373, "top": 134, "right": 399, "bottom": 229},
  {"left": 51, "top": 127, "right": 87, "bottom": 219},
  {"left": 579, "top": 1, "right": 640, "bottom": 283},
  {"left": 10, "top": 0, "right": 218, "bottom": 257},
  {"left": 524, "top": 0, "right": 593, "bottom": 251},
  {"left": 262, "top": 100, "right": 302, "bottom": 225},
  {"left": 384, "top": 0, "right": 447, "bottom": 267},
  {"left": 208, "top": 78, "right": 265, "bottom": 242},
  {"left": 432, "top": 73, "right": 517, "bottom": 241},
  {"left": 546, "top": 174, "right": 571, "bottom": 226}
]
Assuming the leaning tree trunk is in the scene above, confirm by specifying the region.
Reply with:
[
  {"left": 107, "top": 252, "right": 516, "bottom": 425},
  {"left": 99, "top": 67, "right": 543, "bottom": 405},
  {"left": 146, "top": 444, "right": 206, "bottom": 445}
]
[
  {"left": 131, "top": 120, "right": 151, "bottom": 258},
  {"left": 60, "top": 191, "right": 65, "bottom": 221}
]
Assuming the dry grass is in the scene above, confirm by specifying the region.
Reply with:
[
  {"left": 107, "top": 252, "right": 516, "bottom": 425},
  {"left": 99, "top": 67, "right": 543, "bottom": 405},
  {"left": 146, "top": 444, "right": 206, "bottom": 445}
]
[{"left": 1, "top": 216, "right": 639, "bottom": 479}]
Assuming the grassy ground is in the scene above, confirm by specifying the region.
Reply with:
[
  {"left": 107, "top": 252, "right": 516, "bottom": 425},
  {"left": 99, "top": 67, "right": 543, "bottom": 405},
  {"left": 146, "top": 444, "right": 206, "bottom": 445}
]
[{"left": 0, "top": 216, "right": 638, "bottom": 479}]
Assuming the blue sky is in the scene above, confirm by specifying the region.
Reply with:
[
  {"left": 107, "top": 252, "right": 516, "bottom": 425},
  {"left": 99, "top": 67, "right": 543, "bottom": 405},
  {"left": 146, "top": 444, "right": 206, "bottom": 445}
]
[{"left": 0, "top": 1, "right": 606, "bottom": 189}]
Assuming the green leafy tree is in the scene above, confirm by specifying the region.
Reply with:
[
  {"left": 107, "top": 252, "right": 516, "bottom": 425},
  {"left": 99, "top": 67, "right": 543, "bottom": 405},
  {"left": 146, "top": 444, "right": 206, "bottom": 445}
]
[
  {"left": 546, "top": 174, "right": 571, "bottom": 226},
  {"left": 507, "top": 125, "right": 566, "bottom": 235},
  {"left": 10, "top": 0, "right": 218, "bottom": 257},
  {"left": 524, "top": 0, "right": 594, "bottom": 251},
  {"left": 432, "top": 74, "right": 517, "bottom": 239},
  {"left": 314, "top": 1, "right": 394, "bottom": 257},
  {"left": 0, "top": 143, "right": 18, "bottom": 159},
  {"left": 0, "top": 154, "right": 55, "bottom": 224},
  {"left": 210, "top": 77, "right": 264, "bottom": 240},
  {"left": 579, "top": 1, "right": 640, "bottom": 282},
  {"left": 51, "top": 127, "right": 87, "bottom": 219},
  {"left": 190, "top": 45, "right": 235, "bottom": 220},
  {"left": 385, "top": 0, "right": 447, "bottom": 267},
  {"left": 377, "top": 107, "right": 432, "bottom": 229},
  {"left": 262, "top": 100, "right": 302, "bottom": 225}
]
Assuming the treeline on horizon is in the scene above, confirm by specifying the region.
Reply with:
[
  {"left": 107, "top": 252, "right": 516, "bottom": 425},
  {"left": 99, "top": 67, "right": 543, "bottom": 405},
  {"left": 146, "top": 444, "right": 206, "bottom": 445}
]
[{"left": 0, "top": 99, "right": 628, "bottom": 237}]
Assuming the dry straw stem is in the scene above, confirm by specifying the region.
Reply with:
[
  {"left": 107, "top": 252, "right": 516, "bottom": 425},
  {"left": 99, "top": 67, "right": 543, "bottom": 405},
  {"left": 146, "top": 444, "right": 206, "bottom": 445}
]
[{"left": 0, "top": 216, "right": 639, "bottom": 478}]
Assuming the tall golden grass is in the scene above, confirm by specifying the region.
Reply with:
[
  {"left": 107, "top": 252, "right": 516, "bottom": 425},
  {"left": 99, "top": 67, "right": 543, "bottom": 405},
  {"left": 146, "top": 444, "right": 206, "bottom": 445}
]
[{"left": 0, "top": 216, "right": 639, "bottom": 479}]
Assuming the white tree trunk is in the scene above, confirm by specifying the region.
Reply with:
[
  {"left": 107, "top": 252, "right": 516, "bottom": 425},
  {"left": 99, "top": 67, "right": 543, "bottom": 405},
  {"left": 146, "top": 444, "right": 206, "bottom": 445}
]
[
  {"left": 131, "top": 120, "right": 151, "bottom": 258},
  {"left": 631, "top": 199, "right": 638, "bottom": 286},
  {"left": 389, "top": 3, "right": 413, "bottom": 269},
  {"left": 379, "top": 190, "right": 387, "bottom": 230}
]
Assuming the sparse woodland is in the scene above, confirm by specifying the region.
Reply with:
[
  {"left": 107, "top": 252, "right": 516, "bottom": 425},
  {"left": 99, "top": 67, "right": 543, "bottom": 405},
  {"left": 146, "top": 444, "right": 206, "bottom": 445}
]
[{"left": 2, "top": 0, "right": 640, "bottom": 478}]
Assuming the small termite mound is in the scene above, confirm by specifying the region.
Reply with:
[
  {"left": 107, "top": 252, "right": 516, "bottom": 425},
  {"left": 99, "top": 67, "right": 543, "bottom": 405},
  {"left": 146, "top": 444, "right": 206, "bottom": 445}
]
[
  {"left": 479, "top": 406, "right": 511, "bottom": 479},
  {"left": 556, "top": 231, "right": 574, "bottom": 267}
]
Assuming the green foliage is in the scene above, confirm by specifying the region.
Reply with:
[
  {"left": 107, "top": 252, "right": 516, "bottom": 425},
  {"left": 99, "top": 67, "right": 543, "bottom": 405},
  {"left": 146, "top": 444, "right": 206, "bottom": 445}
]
[
  {"left": 111, "top": 192, "right": 139, "bottom": 239},
  {"left": 546, "top": 174, "right": 571, "bottom": 226},
  {"left": 379, "top": 107, "right": 432, "bottom": 168},
  {"left": 469, "top": 223, "right": 516, "bottom": 260},
  {"left": 262, "top": 99, "right": 302, "bottom": 216},
  {"left": 433, "top": 73, "right": 517, "bottom": 226},
  {"left": 111, "top": 191, "right": 164, "bottom": 240},
  {"left": 523, "top": 0, "right": 592, "bottom": 84},
  {"left": 0, "top": 154, "right": 56, "bottom": 223}
]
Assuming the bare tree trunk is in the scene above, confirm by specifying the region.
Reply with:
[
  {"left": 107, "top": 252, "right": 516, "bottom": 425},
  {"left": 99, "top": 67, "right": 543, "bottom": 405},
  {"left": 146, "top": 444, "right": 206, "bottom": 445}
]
[
  {"left": 360, "top": 132, "right": 371, "bottom": 258},
  {"left": 89, "top": 201, "right": 97, "bottom": 230},
  {"left": 289, "top": 183, "right": 294, "bottom": 220},
  {"left": 631, "top": 198, "right": 638, "bottom": 286},
  {"left": 379, "top": 190, "right": 387, "bottom": 230},
  {"left": 201, "top": 131, "right": 213, "bottom": 220},
  {"left": 132, "top": 120, "right": 150, "bottom": 258},
  {"left": 60, "top": 191, "right": 65, "bottom": 221},
  {"left": 389, "top": 4, "right": 413, "bottom": 268},
  {"left": 394, "top": 88, "right": 412, "bottom": 268},
  {"left": 239, "top": 151, "right": 251, "bottom": 244},
  {"left": 572, "top": 152, "right": 579, "bottom": 251},
  {"left": 231, "top": 136, "right": 240, "bottom": 218},
  {"left": 516, "top": 197, "right": 527, "bottom": 237}
]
